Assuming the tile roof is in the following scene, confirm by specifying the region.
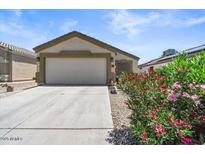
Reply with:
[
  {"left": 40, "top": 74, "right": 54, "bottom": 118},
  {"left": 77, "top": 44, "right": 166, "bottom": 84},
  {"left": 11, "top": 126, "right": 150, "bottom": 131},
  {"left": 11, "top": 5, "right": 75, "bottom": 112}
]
[{"left": 0, "top": 41, "right": 36, "bottom": 58}]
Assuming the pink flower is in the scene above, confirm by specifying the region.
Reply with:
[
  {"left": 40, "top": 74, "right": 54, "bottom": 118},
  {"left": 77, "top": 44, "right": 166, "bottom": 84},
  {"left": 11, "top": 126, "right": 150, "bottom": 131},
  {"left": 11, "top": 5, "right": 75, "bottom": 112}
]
[
  {"left": 187, "top": 124, "right": 192, "bottom": 129},
  {"left": 200, "top": 84, "right": 205, "bottom": 91},
  {"left": 167, "top": 117, "right": 175, "bottom": 125},
  {"left": 167, "top": 92, "right": 177, "bottom": 102},
  {"left": 190, "top": 94, "right": 201, "bottom": 106},
  {"left": 172, "top": 82, "right": 181, "bottom": 89},
  {"left": 181, "top": 137, "right": 192, "bottom": 144},
  {"left": 200, "top": 115, "right": 205, "bottom": 122},
  {"left": 188, "top": 83, "right": 195, "bottom": 89},
  {"left": 191, "top": 94, "right": 199, "bottom": 101},
  {"left": 143, "top": 113, "right": 147, "bottom": 118},
  {"left": 154, "top": 123, "right": 165, "bottom": 136},
  {"left": 167, "top": 117, "right": 187, "bottom": 128},
  {"left": 178, "top": 131, "right": 184, "bottom": 137},
  {"left": 175, "top": 93, "right": 181, "bottom": 97},
  {"left": 177, "top": 120, "right": 187, "bottom": 127},
  {"left": 182, "top": 92, "right": 190, "bottom": 98},
  {"left": 140, "top": 133, "right": 147, "bottom": 142},
  {"left": 195, "top": 100, "right": 201, "bottom": 106},
  {"left": 150, "top": 113, "right": 157, "bottom": 120}
]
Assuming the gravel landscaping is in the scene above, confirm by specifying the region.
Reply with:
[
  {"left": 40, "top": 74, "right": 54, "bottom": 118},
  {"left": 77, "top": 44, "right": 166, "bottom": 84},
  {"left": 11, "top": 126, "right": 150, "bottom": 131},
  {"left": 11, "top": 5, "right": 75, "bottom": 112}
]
[
  {"left": 107, "top": 87, "right": 137, "bottom": 145},
  {"left": 109, "top": 88, "right": 131, "bottom": 129}
]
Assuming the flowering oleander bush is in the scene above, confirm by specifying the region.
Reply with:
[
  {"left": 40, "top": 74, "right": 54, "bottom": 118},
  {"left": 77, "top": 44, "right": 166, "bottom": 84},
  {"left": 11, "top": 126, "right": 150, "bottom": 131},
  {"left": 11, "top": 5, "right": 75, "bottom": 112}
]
[
  {"left": 118, "top": 52, "right": 205, "bottom": 144},
  {"left": 156, "top": 51, "right": 205, "bottom": 87}
]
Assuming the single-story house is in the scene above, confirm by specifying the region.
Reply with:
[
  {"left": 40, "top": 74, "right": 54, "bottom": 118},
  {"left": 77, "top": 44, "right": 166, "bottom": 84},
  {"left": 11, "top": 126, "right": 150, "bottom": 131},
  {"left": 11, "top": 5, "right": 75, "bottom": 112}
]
[
  {"left": 139, "top": 44, "right": 205, "bottom": 72},
  {"left": 0, "top": 42, "right": 37, "bottom": 82},
  {"left": 33, "top": 31, "right": 140, "bottom": 85}
]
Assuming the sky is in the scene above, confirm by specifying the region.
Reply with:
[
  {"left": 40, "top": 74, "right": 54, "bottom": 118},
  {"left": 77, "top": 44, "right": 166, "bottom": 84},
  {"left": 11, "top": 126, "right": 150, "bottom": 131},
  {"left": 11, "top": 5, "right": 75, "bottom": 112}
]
[{"left": 0, "top": 9, "right": 205, "bottom": 64}]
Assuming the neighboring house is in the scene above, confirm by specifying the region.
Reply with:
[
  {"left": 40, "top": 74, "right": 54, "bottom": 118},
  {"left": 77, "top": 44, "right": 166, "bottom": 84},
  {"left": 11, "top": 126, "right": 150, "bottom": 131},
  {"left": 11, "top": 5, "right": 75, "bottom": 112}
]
[
  {"left": 33, "top": 31, "right": 140, "bottom": 85},
  {"left": 139, "top": 44, "right": 205, "bottom": 72},
  {"left": 0, "top": 42, "right": 37, "bottom": 82},
  {"left": 139, "top": 49, "right": 178, "bottom": 72}
]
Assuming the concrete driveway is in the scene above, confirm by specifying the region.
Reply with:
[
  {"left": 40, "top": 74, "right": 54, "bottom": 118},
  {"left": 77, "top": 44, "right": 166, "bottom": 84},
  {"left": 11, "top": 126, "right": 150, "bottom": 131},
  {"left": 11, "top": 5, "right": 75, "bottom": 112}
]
[{"left": 0, "top": 86, "right": 113, "bottom": 144}]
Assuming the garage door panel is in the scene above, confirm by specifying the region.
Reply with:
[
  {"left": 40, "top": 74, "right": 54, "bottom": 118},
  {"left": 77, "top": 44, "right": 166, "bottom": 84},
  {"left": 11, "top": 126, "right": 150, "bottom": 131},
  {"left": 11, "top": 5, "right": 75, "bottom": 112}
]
[{"left": 46, "top": 58, "right": 107, "bottom": 85}]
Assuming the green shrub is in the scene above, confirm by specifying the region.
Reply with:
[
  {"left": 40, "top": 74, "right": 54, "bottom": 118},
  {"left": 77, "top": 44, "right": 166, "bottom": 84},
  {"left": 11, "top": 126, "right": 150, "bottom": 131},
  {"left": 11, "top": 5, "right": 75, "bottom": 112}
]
[
  {"left": 156, "top": 51, "right": 205, "bottom": 86},
  {"left": 118, "top": 51, "right": 205, "bottom": 144}
]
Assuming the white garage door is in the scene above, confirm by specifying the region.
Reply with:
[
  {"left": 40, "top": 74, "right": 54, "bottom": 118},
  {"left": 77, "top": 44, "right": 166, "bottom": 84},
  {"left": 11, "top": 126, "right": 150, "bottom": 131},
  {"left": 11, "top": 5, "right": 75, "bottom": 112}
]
[{"left": 45, "top": 58, "right": 107, "bottom": 85}]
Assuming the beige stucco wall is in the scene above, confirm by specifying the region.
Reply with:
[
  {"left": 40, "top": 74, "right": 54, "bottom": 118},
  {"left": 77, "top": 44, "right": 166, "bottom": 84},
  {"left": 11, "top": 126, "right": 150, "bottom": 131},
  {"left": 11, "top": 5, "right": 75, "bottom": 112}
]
[
  {"left": 37, "top": 37, "right": 138, "bottom": 74},
  {"left": 39, "top": 37, "right": 112, "bottom": 54},
  {"left": 12, "top": 54, "right": 37, "bottom": 81},
  {"left": 140, "top": 62, "right": 169, "bottom": 72},
  {"left": 115, "top": 53, "right": 138, "bottom": 73}
]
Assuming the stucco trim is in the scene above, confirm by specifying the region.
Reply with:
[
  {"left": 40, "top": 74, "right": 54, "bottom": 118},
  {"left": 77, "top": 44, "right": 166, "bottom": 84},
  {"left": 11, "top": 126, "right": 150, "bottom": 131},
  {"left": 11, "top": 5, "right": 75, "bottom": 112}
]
[
  {"left": 59, "top": 50, "right": 92, "bottom": 55},
  {"left": 39, "top": 52, "right": 112, "bottom": 85},
  {"left": 33, "top": 31, "right": 140, "bottom": 60}
]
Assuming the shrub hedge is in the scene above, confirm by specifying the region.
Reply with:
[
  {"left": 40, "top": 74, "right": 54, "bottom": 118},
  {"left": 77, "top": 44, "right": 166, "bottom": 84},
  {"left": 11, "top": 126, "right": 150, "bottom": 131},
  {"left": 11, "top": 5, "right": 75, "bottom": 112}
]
[{"left": 118, "top": 51, "right": 205, "bottom": 144}]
